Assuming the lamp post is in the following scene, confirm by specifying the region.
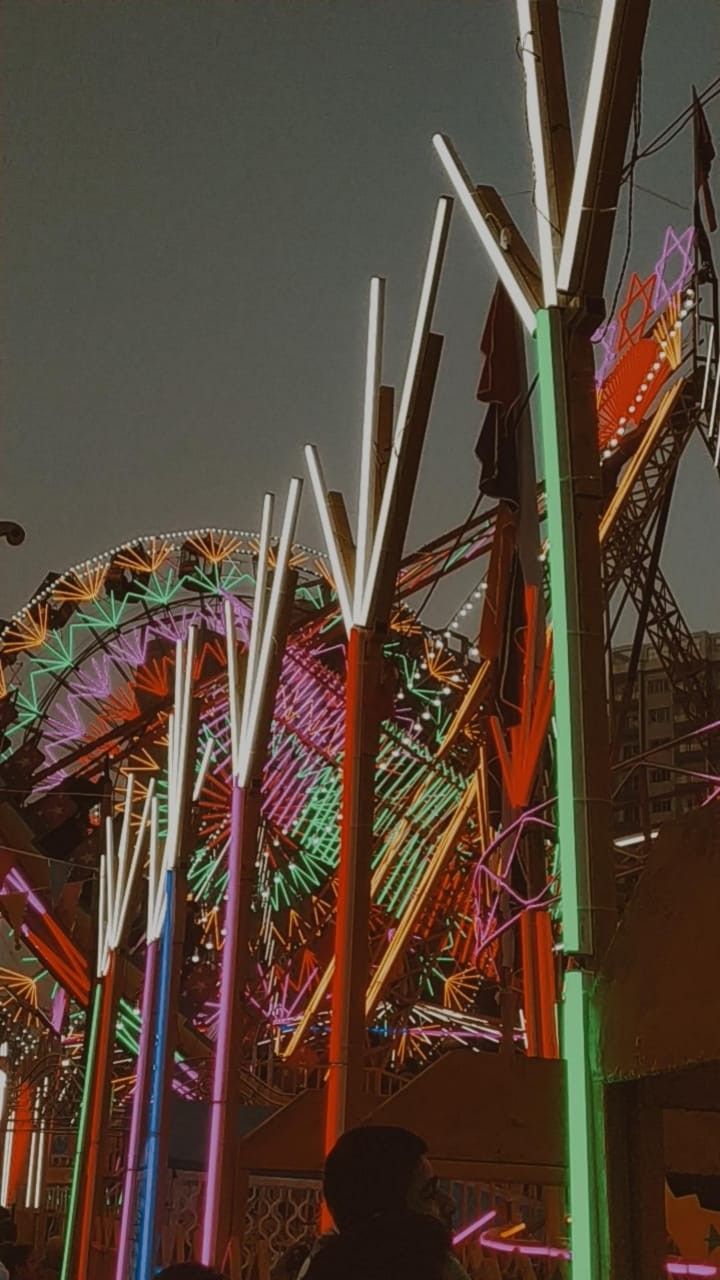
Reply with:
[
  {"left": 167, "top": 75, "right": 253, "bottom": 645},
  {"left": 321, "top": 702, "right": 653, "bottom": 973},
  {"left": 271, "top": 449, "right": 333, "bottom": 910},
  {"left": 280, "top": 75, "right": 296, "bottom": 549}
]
[
  {"left": 305, "top": 197, "right": 451, "bottom": 1151},
  {"left": 433, "top": 2, "right": 650, "bottom": 1273}
]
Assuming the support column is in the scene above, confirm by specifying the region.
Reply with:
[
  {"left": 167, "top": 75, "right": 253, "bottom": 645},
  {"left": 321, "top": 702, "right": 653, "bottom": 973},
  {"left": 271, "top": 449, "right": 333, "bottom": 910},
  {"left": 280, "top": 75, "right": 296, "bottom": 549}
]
[
  {"left": 203, "top": 778, "right": 262, "bottom": 1259},
  {"left": 538, "top": 306, "right": 616, "bottom": 1279},
  {"left": 325, "top": 626, "right": 385, "bottom": 1148}
]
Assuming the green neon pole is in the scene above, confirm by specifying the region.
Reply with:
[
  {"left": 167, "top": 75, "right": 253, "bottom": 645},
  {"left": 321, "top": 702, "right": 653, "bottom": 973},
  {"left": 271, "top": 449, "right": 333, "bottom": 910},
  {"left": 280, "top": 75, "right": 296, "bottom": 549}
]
[
  {"left": 60, "top": 981, "right": 102, "bottom": 1280},
  {"left": 536, "top": 307, "right": 589, "bottom": 956},
  {"left": 563, "top": 970, "right": 609, "bottom": 1277},
  {"left": 536, "top": 306, "right": 609, "bottom": 1279}
]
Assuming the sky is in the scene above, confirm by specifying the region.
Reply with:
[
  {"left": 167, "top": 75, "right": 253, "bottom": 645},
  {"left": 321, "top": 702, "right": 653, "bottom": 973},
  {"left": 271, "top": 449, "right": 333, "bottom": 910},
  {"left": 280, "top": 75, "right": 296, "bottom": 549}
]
[{"left": 1, "top": 0, "right": 719, "bottom": 634}]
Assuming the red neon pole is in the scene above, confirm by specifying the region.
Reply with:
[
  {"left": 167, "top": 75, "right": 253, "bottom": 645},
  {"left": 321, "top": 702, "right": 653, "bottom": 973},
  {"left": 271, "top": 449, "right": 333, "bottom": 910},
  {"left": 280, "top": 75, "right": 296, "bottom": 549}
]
[
  {"left": 6, "top": 1081, "right": 30, "bottom": 1207},
  {"left": 71, "top": 952, "right": 119, "bottom": 1280},
  {"left": 324, "top": 626, "right": 385, "bottom": 1150}
]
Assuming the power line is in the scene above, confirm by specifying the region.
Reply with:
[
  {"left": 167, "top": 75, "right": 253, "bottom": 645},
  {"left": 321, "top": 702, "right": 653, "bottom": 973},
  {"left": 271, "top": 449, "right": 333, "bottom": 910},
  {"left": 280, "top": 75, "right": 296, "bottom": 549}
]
[{"left": 621, "top": 76, "right": 720, "bottom": 180}]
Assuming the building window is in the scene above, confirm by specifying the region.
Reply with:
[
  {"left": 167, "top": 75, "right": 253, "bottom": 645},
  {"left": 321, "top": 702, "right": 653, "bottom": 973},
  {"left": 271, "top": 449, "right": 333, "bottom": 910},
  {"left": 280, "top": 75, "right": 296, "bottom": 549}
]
[
  {"left": 618, "top": 805, "right": 639, "bottom": 825},
  {"left": 678, "top": 740, "right": 701, "bottom": 755},
  {"left": 650, "top": 768, "right": 670, "bottom": 782},
  {"left": 622, "top": 743, "right": 637, "bottom": 760},
  {"left": 648, "top": 677, "right": 669, "bottom": 694},
  {"left": 649, "top": 707, "right": 670, "bottom": 723},
  {"left": 651, "top": 798, "right": 672, "bottom": 814}
]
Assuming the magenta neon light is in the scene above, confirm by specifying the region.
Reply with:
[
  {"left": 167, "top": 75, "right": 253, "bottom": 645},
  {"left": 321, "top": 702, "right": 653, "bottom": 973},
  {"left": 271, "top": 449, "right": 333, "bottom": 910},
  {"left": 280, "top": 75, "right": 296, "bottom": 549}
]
[
  {"left": 452, "top": 1210, "right": 496, "bottom": 1245},
  {"left": 665, "top": 1265, "right": 718, "bottom": 1278},
  {"left": 114, "top": 937, "right": 159, "bottom": 1280},
  {"left": 201, "top": 782, "right": 244, "bottom": 1262},
  {"left": 480, "top": 1229, "right": 571, "bottom": 1261}
]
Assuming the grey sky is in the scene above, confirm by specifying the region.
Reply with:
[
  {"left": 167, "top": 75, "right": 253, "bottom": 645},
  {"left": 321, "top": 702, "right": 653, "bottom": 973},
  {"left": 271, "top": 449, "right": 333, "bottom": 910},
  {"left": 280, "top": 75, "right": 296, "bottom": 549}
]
[{"left": 2, "top": 0, "right": 719, "bottom": 632}]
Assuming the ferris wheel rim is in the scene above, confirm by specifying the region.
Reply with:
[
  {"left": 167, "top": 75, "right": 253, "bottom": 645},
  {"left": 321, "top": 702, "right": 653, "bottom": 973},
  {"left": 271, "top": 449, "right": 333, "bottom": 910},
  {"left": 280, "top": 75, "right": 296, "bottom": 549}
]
[{"left": 1, "top": 525, "right": 328, "bottom": 636}]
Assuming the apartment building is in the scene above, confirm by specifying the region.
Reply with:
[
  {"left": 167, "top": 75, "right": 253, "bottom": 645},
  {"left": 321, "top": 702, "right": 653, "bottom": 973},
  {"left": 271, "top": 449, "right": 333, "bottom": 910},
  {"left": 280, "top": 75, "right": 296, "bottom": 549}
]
[{"left": 611, "top": 631, "right": 720, "bottom": 838}]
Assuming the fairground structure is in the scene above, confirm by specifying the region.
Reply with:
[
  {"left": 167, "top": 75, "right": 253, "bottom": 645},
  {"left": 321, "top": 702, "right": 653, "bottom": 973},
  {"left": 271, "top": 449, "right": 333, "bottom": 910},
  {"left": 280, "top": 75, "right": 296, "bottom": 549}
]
[{"left": 0, "top": 3, "right": 719, "bottom": 1277}]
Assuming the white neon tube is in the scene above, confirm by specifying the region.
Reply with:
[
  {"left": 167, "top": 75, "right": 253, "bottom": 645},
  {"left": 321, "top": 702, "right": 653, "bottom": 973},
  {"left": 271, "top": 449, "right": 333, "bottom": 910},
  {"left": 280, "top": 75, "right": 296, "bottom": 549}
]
[
  {"left": 710, "top": 353, "right": 720, "bottom": 466},
  {"left": 167, "top": 626, "right": 196, "bottom": 875},
  {"left": 304, "top": 445, "right": 354, "bottom": 633},
  {"left": 97, "top": 853, "right": 108, "bottom": 977},
  {"left": 241, "top": 493, "right": 274, "bottom": 749},
  {"left": 241, "top": 477, "right": 303, "bottom": 784},
  {"left": 113, "top": 774, "right": 135, "bottom": 945},
  {"left": 25, "top": 1099, "right": 38, "bottom": 1210},
  {"left": 516, "top": 0, "right": 558, "bottom": 306},
  {"left": 432, "top": 135, "right": 536, "bottom": 334},
  {"left": 0, "top": 1110, "right": 13, "bottom": 1205},
  {"left": 355, "top": 277, "right": 386, "bottom": 620},
  {"left": 361, "top": 196, "right": 453, "bottom": 626},
  {"left": 223, "top": 600, "right": 240, "bottom": 777},
  {"left": 151, "top": 631, "right": 195, "bottom": 937},
  {"left": 700, "top": 324, "right": 715, "bottom": 411},
  {"left": 707, "top": 378, "right": 717, "bottom": 471},
  {"left": 147, "top": 799, "right": 160, "bottom": 942},
  {"left": 34, "top": 1088, "right": 46, "bottom": 1211},
  {"left": 0, "top": 1049, "right": 6, "bottom": 1142},
  {"left": 172, "top": 639, "right": 183, "bottom": 780},
  {"left": 556, "top": 0, "right": 620, "bottom": 293},
  {"left": 192, "top": 738, "right": 214, "bottom": 804},
  {"left": 115, "top": 778, "right": 155, "bottom": 949}
]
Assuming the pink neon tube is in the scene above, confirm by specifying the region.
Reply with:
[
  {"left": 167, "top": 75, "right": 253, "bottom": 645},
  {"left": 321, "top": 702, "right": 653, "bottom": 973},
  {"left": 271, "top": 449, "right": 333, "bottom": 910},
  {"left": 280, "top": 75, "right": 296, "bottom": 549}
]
[
  {"left": 114, "top": 938, "right": 159, "bottom": 1280},
  {"left": 201, "top": 781, "right": 244, "bottom": 1262},
  {"left": 666, "top": 1265, "right": 718, "bottom": 1278},
  {"left": 452, "top": 1210, "right": 496, "bottom": 1245}
]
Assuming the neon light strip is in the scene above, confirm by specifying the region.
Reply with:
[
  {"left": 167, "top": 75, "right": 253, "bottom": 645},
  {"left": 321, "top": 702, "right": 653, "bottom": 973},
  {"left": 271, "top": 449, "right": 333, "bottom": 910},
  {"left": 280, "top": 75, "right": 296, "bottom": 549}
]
[
  {"left": 240, "top": 493, "right": 274, "bottom": 752},
  {"left": 361, "top": 197, "right": 452, "bottom": 625},
  {"left": 666, "top": 1264, "right": 718, "bottom": 1277},
  {"left": 355, "top": 276, "right": 385, "bottom": 619},
  {"left": 134, "top": 870, "right": 174, "bottom": 1280},
  {"left": 114, "top": 938, "right": 159, "bottom": 1280},
  {"left": 556, "top": 0, "right": 620, "bottom": 293},
  {"left": 241, "top": 477, "right": 302, "bottom": 782},
  {"left": 711, "top": 355, "right": 720, "bottom": 466},
  {"left": 432, "top": 135, "right": 536, "bottom": 335},
  {"left": 564, "top": 969, "right": 604, "bottom": 1279},
  {"left": 453, "top": 1209, "right": 497, "bottom": 1245},
  {"left": 536, "top": 307, "right": 586, "bottom": 953},
  {"left": 304, "top": 446, "right": 354, "bottom": 633},
  {"left": 200, "top": 783, "right": 244, "bottom": 1262},
  {"left": 700, "top": 324, "right": 714, "bottom": 411},
  {"left": 480, "top": 1228, "right": 571, "bottom": 1260},
  {"left": 515, "top": 0, "right": 558, "bottom": 307},
  {"left": 60, "top": 982, "right": 102, "bottom": 1280},
  {"left": 0, "top": 1110, "right": 14, "bottom": 1207}
]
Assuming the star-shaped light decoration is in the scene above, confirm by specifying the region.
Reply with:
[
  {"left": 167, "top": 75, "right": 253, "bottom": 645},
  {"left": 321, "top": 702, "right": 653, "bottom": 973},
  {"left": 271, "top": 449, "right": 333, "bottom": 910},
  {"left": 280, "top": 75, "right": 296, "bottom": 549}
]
[
  {"left": 652, "top": 224, "right": 695, "bottom": 312},
  {"left": 592, "top": 316, "right": 619, "bottom": 387},
  {"left": 617, "top": 271, "right": 657, "bottom": 352}
]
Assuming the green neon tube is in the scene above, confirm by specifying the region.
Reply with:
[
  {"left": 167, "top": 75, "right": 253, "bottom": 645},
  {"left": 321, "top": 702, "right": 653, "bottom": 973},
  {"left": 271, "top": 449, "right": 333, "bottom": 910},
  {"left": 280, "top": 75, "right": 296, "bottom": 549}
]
[
  {"left": 563, "top": 970, "right": 608, "bottom": 1279},
  {"left": 60, "top": 980, "right": 103, "bottom": 1280},
  {"left": 535, "top": 306, "right": 588, "bottom": 955}
]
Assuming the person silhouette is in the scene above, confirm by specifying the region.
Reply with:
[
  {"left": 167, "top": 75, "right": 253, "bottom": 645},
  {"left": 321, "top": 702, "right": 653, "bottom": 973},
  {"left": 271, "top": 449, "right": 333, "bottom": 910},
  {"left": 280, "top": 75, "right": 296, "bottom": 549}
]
[{"left": 302, "top": 1126, "right": 470, "bottom": 1280}]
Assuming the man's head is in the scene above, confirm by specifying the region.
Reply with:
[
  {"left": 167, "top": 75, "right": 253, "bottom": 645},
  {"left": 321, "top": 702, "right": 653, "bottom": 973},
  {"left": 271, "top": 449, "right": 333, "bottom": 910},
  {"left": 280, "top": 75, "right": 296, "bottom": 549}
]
[
  {"left": 323, "top": 1125, "right": 442, "bottom": 1231},
  {"left": 155, "top": 1266, "right": 226, "bottom": 1280}
]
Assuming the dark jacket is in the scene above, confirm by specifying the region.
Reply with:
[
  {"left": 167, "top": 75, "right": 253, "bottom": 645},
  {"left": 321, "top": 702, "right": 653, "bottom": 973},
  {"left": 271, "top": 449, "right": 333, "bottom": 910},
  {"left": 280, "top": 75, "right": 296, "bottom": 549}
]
[{"left": 303, "top": 1211, "right": 451, "bottom": 1280}]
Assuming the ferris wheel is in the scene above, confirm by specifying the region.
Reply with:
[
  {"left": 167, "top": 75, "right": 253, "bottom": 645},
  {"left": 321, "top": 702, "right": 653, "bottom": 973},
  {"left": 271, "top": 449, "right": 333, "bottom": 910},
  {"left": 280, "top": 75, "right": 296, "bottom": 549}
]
[{"left": 0, "top": 525, "right": 522, "bottom": 1089}]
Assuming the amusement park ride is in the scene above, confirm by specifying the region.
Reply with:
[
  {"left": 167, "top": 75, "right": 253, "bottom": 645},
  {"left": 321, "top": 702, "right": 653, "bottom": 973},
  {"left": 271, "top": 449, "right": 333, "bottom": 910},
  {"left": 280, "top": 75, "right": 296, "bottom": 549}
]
[{"left": 0, "top": 2, "right": 719, "bottom": 1278}]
